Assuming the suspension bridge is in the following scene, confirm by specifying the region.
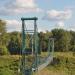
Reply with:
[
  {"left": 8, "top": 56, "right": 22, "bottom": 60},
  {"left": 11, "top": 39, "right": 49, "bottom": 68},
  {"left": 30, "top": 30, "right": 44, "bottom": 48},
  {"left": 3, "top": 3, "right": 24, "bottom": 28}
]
[{"left": 19, "top": 17, "right": 54, "bottom": 75}]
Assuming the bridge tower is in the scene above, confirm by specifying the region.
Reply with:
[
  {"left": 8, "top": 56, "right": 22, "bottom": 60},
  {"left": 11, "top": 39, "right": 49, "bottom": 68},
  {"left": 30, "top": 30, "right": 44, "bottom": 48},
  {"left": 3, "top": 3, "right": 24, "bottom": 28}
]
[
  {"left": 19, "top": 17, "right": 54, "bottom": 75},
  {"left": 20, "top": 17, "right": 38, "bottom": 75}
]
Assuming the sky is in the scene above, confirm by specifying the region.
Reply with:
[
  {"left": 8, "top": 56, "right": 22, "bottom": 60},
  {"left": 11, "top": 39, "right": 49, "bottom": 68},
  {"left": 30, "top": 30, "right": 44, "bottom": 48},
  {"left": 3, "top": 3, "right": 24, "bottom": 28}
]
[{"left": 0, "top": 0, "right": 75, "bottom": 32}]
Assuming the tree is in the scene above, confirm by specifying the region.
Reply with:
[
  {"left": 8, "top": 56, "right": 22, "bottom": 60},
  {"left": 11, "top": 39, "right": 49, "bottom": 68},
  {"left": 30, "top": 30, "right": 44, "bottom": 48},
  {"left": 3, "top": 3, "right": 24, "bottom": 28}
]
[
  {"left": 0, "top": 20, "right": 6, "bottom": 45},
  {"left": 0, "top": 45, "right": 9, "bottom": 55},
  {"left": 70, "top": 31, "right": 75, "bottom": 51},
  {"left": 52, "top": 29, "right": 71, "bottom": 51},
  {"left": 0, "top": 20, "right": 6, "bottom": 34},
  {"left": 59, "top": 31, "right": 71, "bottom": 51},
  {"left": 0, "top": 20, "right": 9, "bottom": 55},
  {"left": 51, "top": 29, "right": 62, "bottom": 51},
  {"left": 38, "top": 31, "right": 52, "bottom": 52},
  {"left": 7, "top": 32, "right": 21, "bottom": 54},
  {"left": 38, "top": 32, "right": 46, "bottom": 51}
]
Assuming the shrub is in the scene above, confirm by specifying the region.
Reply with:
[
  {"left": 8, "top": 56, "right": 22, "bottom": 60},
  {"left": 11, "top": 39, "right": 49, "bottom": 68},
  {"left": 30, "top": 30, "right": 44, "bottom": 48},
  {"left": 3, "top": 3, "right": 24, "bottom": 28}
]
[{"left": 0, "top": 45, "right": 9, "bottom": 55}]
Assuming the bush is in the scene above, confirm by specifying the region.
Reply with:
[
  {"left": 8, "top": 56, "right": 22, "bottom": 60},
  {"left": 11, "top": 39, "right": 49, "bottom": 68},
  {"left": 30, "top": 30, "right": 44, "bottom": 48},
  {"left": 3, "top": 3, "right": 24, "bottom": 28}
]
[
  {"left": 0, "top": 68, "right": 14, "bottom": 75},
  {"left": 0, "top": 45, "right": 9, "bottom": 55}
]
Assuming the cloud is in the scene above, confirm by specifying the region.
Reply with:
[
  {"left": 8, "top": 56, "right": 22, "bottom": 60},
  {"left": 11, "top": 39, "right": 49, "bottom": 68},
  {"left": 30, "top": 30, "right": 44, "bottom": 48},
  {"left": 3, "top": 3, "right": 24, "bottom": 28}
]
[
  {"left": 6, "top": 19, "right": 47, "bottom": 33},
  {"left": 16, "top": 0, "right": 36, "bottom": 8},
  {"left": 43, "top": 9, "right": 72, "bottom": 21},
  {"left": 67, "top": 25, "right": 75, "bottom": 31},
  {"left": 71, "top": 28, "right": 75, "bottom": 31},
  {"left": 69, "top": 28, "right": 75, "bottom": 31},
  {"left": 38, "top": 28, "right": 46, "bottom": 33},
  {"left": 0, "top": 0, "right": 42, "bottom": 15},
  {"left": 43, "top": 9, "right": 72, "bottom": 30},
  {"left": 6, "top": 19, "right": 21, "bottom": 32},
  {"left": 6, "top": 19, "right": 38, "bottom": 32},
  {"left": 56, "top": 21, "right": 64, "bottom": 28}
]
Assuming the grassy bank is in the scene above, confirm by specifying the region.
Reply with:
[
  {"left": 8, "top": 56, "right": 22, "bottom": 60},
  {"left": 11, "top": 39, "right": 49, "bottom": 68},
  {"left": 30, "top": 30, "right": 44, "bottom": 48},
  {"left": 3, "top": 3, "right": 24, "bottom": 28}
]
[
  {"left": 0, "top": 52, "right": 75, "bottom": 75},
  {"left": 0, "top": 55, "right": 19, "bottom": 75},
  {"left": 38, "top": 52, "right": 75, "bottom": 75}
]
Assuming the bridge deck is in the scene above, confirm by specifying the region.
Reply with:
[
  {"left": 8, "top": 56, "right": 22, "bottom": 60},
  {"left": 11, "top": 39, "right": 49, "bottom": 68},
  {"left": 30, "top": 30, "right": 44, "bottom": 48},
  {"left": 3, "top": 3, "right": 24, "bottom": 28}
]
[{"left": 38, "top": 56, "right": 53, "bottom": 71}]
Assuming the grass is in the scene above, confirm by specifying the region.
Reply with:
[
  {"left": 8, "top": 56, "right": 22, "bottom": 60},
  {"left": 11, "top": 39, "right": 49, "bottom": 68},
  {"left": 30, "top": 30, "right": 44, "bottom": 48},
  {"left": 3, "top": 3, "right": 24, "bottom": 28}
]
[
  {"left": 0, "top": 52, "right": 75, "bottom": 75},
  {"left": 0, "top": 55, "right": 19, "bottom": 75},
  {"left": 38, "top": 52, "right": 75, "bottom": 75}
]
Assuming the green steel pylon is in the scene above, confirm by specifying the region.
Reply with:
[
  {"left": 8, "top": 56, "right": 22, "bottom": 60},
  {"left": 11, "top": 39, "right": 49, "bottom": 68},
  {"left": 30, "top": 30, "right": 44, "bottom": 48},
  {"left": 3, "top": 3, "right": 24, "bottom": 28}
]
[
  {"left": 48, "top": 38, "right": 54, "bottom": 56},
  {"left": 20, "top": 17, "right": 38, "bottom": 75},
  {"left": 19, "top": 17, "right": 54, "bottom": 75}
]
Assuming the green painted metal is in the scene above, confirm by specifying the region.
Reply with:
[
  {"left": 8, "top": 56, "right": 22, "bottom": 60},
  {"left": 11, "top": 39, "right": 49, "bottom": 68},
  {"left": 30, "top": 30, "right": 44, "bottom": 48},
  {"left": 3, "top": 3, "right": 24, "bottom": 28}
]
[
  {"left": 34, "top": 20, "right": 38, "bottom": 69},
  {"left": 21, "top": 17, "right": 38, "bottom": 75},
  {"left": 20, "top": 17, "right": 54, "bottom": 75},
  {"left": 48, "top": 38, "right": 54, "bottom": 56},
  {"left": 21, "top": 17, "right": 38, "bottom": 20},
  {"left": 21, "top": 20, "right": 26, "bottom": 75}
]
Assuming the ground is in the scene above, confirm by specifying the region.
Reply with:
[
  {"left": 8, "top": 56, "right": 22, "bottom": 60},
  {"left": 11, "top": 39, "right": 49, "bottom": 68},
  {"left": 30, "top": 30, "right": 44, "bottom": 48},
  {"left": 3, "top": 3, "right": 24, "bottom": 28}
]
[{"left": 0, "top": 52, "right": 75, "bottom": 75}]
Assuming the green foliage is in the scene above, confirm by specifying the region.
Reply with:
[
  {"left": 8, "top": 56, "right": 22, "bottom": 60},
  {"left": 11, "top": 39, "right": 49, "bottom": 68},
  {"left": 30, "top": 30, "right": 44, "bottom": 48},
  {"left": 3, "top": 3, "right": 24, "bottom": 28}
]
[
  {"left": 0, "top": 52, "right": 75, "bottom": 75},
  {"left": 0, "top": 20, "right": 7, "bottom": 46},
  {"left": 0, "top": 33, "right": 9, "bottom": 46},
  {"left": 7, "top": 31, "right": 21, "bottom": 54},
  {"left": 0, "top": 20, "right": 6, "bottom": 34},
  {"left": 38, "top": 31, "right": 52, "bottom": 51},
  {"left": 70, "top": 31, "right": 75, "bottom": 51},
  {"left": 52, "top": 29, "right": 71, "bottom": 51},
  {"left": 1, "top": 21, "right": 75, "bottom": 54},
  {"left": 0, "top": 68, "right": 14, "bottom": 75},
  {"left": 47, "top": 52, "right": 75, "bottom": 75},
  {"left": 0, "top": 45, "right": 9, "bottom": 55},
  {"left": 0, "top": 56, "right": 19, "bottom": 75}
]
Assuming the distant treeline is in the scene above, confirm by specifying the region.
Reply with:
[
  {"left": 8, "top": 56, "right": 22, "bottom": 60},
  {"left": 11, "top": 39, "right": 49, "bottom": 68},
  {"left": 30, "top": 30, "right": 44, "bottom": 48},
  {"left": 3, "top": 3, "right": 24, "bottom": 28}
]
[
  {"left": 0, "top": 29, "right": 75, "bottom": 55},
  {"left": 0, "top": 20, "right": 75, "bottom": 55}
]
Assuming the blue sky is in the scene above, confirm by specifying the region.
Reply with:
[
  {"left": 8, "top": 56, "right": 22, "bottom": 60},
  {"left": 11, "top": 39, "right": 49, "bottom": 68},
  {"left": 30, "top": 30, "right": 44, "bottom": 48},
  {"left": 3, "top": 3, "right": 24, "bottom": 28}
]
[{"left": 0, "top": 0, "right": 75, "bottom": 32}]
